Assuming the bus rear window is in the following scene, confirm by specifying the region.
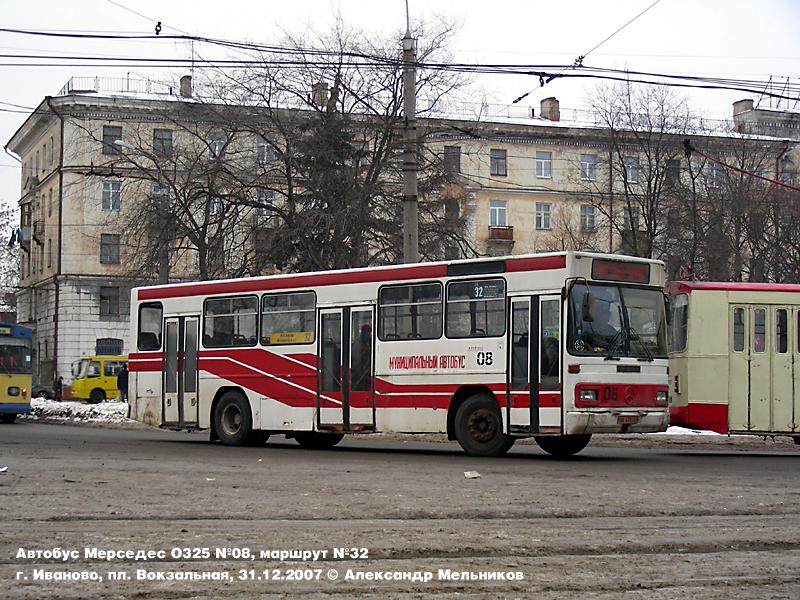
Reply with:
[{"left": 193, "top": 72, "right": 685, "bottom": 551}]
[{"left": 137, "top": 303, "right": 162, "bottom": 351}]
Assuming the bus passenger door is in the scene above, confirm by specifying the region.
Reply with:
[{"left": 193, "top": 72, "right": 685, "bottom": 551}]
[
  {"left": 163, "top": 316, "right": 200, "bottom": 427},
  {"left": 318, "top": 309, "right": 345, "bottom": 429},
  {"left": 728, "top": 306, "right": 749, "bottom": 431},
  {"left": 772, "top": 306, "right": 793, "bottom": 432},
  {"left": 348, "top": 307, "right": 375, "bottom": 429},
  {"left": 507, "top": 295, "right": 561, "bottom": 433},
  {"left": 749, "top": 306, "right": 771, "bottom": 431}
]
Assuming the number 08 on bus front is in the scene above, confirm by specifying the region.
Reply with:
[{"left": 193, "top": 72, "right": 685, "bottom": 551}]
[{"left": 128, "top": 252, "right": 670, "bottom": 457}]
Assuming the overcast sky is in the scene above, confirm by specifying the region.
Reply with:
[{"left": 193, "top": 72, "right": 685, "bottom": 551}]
[{"left": 1, "top": 0, "right": 798, "bottom": 207}]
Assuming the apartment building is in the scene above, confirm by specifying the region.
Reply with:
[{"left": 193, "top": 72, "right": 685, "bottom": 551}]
[{"left": 6, "top": 76, "right": 798, "bottom": 385}]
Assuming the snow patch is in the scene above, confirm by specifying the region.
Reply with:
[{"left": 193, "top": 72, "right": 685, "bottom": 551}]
[
  {"left": 651, "top": 425, "right": 722, "bottom": 436},
  {"left": 24, "top": 398, "right": 134, "bottom": 425}
]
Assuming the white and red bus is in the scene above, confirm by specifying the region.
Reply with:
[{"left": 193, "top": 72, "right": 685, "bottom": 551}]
[
  {"left": 128, "top": 251, "right": 670, "bottom": 457},
  {"left": 669, "top": 281, "right": 800, "bottom": 442}
]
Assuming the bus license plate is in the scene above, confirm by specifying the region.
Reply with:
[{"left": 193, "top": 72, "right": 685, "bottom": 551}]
[{"left": 617, "top": 415, "right": 639, "bottom": 425}]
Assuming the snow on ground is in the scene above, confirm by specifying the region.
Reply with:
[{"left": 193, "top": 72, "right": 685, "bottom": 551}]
[
  {"left": 652, "top": 425, "right": 722, "bottom": 436},
  {"left": 24, "top": 397, "right": 133, "bottom": 425}
]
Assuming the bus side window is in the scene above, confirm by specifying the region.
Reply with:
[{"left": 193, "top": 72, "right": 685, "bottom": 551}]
[
  {"left": 138, "top": 302, "right": 163, "bottom": 351},
  {"left": 732, "top": 308, "right": 745, "bottom": 352},
  {"left": 378, "top": 283, "right": 442, "bottom": 341},
  {"left": 776, "top": 309, "right": 788, "bottom": 354},
  {"left": 753, "top": 308, "right": 766, "bottom": 353}
]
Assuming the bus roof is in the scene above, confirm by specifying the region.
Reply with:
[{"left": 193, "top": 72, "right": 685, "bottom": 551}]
[
  {"left": 0, "top": 323, "right": 33, "bottom": 338},
  {"left": 136, "top": 251, "right": 664, "bottom": 302},
  {"left": 672, "top": 281, "right": 800, "bottom": 294}
]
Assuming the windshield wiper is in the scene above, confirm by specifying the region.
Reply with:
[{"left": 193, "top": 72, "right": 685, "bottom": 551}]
[
  {"left": 627, "top": 326, "right": 654, "bottom": 361},
  {"left": 604, "top": 329, "right": 626, "bottom": 360}
]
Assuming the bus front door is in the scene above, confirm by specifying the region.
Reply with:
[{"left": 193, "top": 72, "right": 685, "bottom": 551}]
[
  {"left": 508, "top": 295, "right": 561, "bottom": 434},
  {"left": 317, "top": 307, "right": 375, "bottom": 431},
  {"left": 163, "top": 316, "right": 200, "bottom": 427}
]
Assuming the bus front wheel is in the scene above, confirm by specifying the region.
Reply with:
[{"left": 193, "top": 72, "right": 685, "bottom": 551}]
[
  {"left": 534, "top": 434, "right": 592, "bottom": 457},
  {"left": 293, "top": 432, "right": 344, "bottom": 449},
  {"left": 454, "top": 394, "right": 515, "bottom": 457},
  {"left": 213, "top": 391, "right": 265, "bottom": 446},
  {"left": 88, "top": 388, "right": 105, "bottom": 404}
]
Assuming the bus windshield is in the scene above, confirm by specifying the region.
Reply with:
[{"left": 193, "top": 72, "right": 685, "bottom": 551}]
[
  {"left": 568, "top": 283, "right": 667, "bottom": 359},
  {"left": 0, "top": 338, "right": 32, "bottom": 373}
]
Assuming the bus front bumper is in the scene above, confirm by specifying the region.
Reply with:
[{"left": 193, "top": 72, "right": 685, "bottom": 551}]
[
  {"left": 0, "top": 403, "right": 31, "bottom": 415},
  {"left": 565, "top": 409, "right": 669, "bottom": 435}
]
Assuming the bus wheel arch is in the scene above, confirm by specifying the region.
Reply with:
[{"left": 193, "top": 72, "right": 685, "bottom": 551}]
[
  {"left": 210, "top": 387, "right": 267, "bottom": 446},
  {"left": 450, "top": 389, "right": 515, "bottom": 457},
  {"left": 447, "top": 386, "right": 493, "bottom": 441}
]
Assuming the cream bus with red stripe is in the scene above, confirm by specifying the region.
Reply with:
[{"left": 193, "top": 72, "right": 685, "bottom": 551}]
[
  {"left": 128, "top": 251, "right": 669, "bottom": 457},
  {"left": 669, "top": 281, "right": 800, "bottom": 443}
]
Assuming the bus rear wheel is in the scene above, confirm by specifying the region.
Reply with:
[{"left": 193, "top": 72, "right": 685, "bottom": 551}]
[
  {"left": 454, "top": 394, "right": 515, "bottom": 457},
  {"left": 534, "top": 434, "right": 592, "bottom": 457},
  {"left": 294, "top": 432, "right": 344, "bottom": 449},
  {"left": 1, "top": 413, "right": 17, "bottom": 424},
  {"left": 213, "top": 391, "right": 265, "bottom": 446}
]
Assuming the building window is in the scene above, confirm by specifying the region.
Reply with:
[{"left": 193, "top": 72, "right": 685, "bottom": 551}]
[
  {"left": 580, "top": 154, "right": 597, "bottom": 181},
  {"left": 47, "top": 239, "right": 52, "bottom": 268},
  {"left": 102, "top": 181, "right": 121, "bottom": 211},
  {"left": 489, "top": 200, "right": 508, "bottom": 227},
  {"left": 153, "top": 129, "right": 173, "bottom": 157},
  {"left": 209, "top": 196, "right": 223, "bottom": 216},
  {"left": 666, "top": 159, "right": 681, "bottom": 183},
  {"left": 256, "top": 135, "right": 275, "bottom": 164},
  {"left": 47, "top": 136, "right": 54, "bottom": 165},
  {"left": 535, "top": 202, "right": 551, "bottom": 230},
  {"left": 35, "top": 151, "right": 40, "bottom": 177},
  {"left": 535, "top": 151, "right": 552, "bottom": 178},
  {"left": 207, "top": 132, "right": 226, "bottom": 159},
  {"left": 707, "top": 162, "right": 722, "bottom": 188},
  {"left": 580, "top": 205, "right": 596, "bottom": 231},
  {"left": 99, "top": 286, "right": 120, "bottom": 316},
  {"left": 623, "top": 156, "right": 639, "bottom": 183},
  {"left": 255, "top": 189, "right": 276, "bottom": 228},
  {"left": 623, "top": 206, "right": 640, "bottom": 231},
  {"left": 48, "top": 188, "right": 53, "bottom": 216},
  {"left": 100, "top": 234, "right": 120, "bottom": 264},
  {"left": 102, "top": 125, "right": 122, "bottom": 155},
  {"left": 444, "top": 146, "right": 461, "bottom": 174},
  {"left": 490, "top": 149, "right": 507, "bottom": 176}
]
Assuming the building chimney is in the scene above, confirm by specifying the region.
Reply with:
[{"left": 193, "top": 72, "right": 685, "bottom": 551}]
[
  {"left": 733, "top": 99, "right": 754, "bottom": 116},
  {"left": 311, "top": 82, "right": 329, "bottom": 108},
  {"left": 540, "top": 97, "right": 560, "bottom": 121},
  {"left": 179, "top": 75, "right": 192, "bottom": 98}
]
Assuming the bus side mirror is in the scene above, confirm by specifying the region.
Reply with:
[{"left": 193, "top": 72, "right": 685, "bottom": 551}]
[{"left": 581, "top": 292, "right": 595, "bottom": 323}]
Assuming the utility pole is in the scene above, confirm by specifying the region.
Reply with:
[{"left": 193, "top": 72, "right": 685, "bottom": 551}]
[{"left": 402, "top": 18, "right": 419, "bottom": 264}]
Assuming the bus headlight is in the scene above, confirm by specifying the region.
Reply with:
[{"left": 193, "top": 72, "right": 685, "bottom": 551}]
[
  {"left": 7, "top": 386, "right": 19, "bottom": 396},
  {"left": 656, "top": 391, "right": 668, "bottom": 404},
  {"left": 579, "top": 389, "right": 597, "bottom": 403}
]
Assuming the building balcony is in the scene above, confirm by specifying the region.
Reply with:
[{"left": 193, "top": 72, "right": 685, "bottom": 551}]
[
  {"left": 32, "top": 220, "right": 45, "bottom": 242},
  {"left": 488, "top": 225, "right": 514, "bottom": 241}
]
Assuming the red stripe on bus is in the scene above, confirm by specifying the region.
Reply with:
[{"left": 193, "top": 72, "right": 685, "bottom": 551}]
[
  {"left": 137, "top": 263, "right": 449, "bottom": 301},
  {"left": 670, "top": 403, "right": 728, "bottom": 434},
  {"left": 128, "top": 360, "right": 162, "bottom": 372}
]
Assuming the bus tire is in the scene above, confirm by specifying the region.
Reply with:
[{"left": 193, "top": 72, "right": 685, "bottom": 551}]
[
  {"left": 534, "top": 434, "right": 592, "bottom": 457},
  {"left": 1, "top": 413, "right": 16, "bottom": 424},
  {"left": 213, "top": 391, "right": 254, "bottom": 446},
  {"left": 454, "top": 394, "right": 514, "bottom": 457},
  {"left": 89, "top": 388, "right": 105, "bottom": 404},
  {"left": 294, "top": 432, "right": 344, "bottom": 449}
]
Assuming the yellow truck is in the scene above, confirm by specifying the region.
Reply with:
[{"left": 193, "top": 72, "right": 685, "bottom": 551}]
[{"left": 69, "top": 355, "right": 127, "bottom": 403}]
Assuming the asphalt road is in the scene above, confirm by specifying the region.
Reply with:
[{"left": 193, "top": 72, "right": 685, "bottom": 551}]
[{"left": 1, "top": 422, "right": 799, "bottom": 599}]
